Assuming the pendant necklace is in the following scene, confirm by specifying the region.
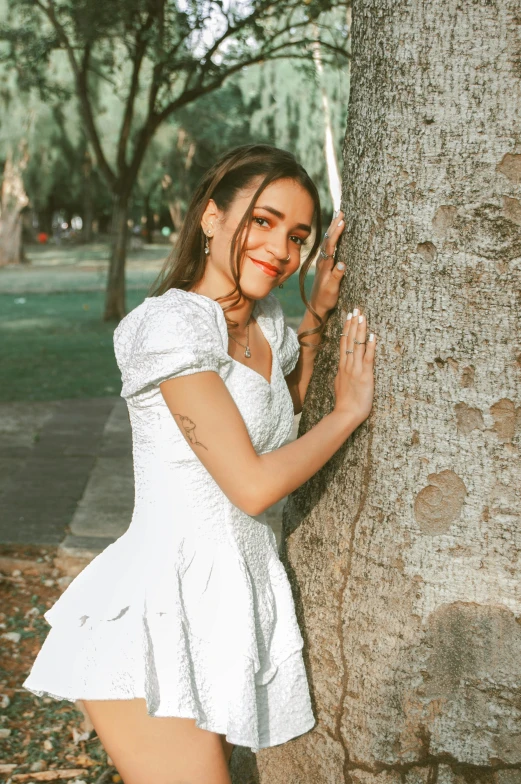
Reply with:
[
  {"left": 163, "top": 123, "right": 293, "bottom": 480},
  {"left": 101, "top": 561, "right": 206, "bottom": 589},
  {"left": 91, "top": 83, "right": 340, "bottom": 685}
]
[{"left": 228, "top": 316, "right": 254, "bottom": 358}]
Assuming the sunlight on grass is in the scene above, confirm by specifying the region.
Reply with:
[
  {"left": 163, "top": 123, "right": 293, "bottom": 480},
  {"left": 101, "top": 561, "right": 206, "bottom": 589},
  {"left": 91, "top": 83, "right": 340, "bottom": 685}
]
[{"left": 1, "top": 318, "right": 61, "bottom": 330}]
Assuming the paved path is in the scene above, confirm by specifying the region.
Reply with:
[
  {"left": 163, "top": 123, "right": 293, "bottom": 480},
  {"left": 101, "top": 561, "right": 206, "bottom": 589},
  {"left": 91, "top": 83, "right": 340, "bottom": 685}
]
[{"left": 0, "top": 397, "right": 300, "bottom": 559}]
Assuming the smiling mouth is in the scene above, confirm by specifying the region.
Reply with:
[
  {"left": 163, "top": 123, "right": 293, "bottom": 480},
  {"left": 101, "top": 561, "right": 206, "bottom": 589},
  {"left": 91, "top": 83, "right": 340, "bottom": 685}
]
[{"left": 249, "top": 257, "right": 281, "bottom": 275}]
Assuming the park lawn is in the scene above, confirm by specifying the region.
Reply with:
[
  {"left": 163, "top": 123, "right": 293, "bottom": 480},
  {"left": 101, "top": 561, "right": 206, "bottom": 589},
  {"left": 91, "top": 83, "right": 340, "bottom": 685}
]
[{"left": 0, "top": 276, "right": 312, "bottom": 402}]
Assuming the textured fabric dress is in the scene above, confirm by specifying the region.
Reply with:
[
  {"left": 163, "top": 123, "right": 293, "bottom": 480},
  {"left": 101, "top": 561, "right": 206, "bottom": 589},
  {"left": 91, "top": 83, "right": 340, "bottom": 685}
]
[{"left": 22, "top": 287, "right": 315, "bottom": 752}]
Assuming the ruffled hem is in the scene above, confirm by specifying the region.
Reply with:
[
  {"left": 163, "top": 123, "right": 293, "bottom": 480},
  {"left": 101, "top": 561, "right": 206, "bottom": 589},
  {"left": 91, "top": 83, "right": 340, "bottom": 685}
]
[
  {"left": 43, "top": 522, "right": 304, "bottom": 681},
  {"left": 23, "top": 602, "right": 315, "bottom": 752},
  {"left": 30, "top": 524, "right": 311, "bottom": 750}
]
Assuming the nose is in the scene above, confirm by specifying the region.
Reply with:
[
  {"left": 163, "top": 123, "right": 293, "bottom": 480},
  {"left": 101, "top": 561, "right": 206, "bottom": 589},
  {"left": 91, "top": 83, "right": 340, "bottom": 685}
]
[{"left": 265, "top": 228, "right": 289, "bottom": 261}]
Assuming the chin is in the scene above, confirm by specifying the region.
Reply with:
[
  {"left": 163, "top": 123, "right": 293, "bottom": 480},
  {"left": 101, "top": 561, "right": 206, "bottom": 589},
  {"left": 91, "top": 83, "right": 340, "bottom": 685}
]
[{"left": 236, "top": 274, "right": 279, "bottom": 301}]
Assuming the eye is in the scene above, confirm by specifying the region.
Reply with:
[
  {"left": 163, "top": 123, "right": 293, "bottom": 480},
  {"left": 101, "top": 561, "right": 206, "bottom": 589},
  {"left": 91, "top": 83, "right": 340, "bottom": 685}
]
[
  {"left": 290, "top": 235, "right": 306, "bottom": 246},
  {"left": 253, "top": 216, "right": 270, "bottom": 228}
]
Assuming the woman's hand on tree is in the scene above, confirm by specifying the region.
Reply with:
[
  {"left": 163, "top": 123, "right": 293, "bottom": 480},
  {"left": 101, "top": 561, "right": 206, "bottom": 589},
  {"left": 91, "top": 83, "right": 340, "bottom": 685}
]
[{"left": 333, "top": 308, "right": 376, "bottom": 425}]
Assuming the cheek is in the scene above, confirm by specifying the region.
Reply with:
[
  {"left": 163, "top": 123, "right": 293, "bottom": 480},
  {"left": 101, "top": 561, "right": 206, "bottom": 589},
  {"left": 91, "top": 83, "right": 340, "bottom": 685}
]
[
  {"left": 245, "top": 227, "right": 263, "bottom": 249},
  {"left": 289, "top": 259, "right": 301, "bottom": 276}
]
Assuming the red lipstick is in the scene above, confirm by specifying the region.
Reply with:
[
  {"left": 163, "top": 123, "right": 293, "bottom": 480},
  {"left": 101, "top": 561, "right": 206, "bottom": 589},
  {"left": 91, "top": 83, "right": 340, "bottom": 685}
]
[{"left": 250, "top": 257, "right": 280, "bottom": 277}]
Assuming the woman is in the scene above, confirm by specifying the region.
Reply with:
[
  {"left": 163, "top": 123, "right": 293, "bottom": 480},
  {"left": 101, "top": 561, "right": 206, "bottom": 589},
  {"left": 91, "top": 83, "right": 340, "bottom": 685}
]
[{"left": 23, "top": 144, "right": 376, "bottom": 783}]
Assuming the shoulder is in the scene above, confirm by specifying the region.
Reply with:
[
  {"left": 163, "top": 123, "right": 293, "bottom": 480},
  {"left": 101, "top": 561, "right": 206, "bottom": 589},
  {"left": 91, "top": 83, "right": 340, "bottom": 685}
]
[
  {"left": 113, "top": 289, "right": 230, "bottom": 396},
  {"left": 115, "top": 289, "right": 223, "bottom": 353},
  {"left": 258, "top": 292, "right": 301, "bottom": 377},
  {"left": 139, "top": 289, "right": 223, "bottom": 343},
  {"left": 257, "top": 291, "right": 289, "bottom": 341}
]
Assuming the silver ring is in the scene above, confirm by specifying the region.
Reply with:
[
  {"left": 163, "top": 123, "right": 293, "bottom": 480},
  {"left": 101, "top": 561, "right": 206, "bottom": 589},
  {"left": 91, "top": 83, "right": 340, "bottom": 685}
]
[
  {"left": 319, "top": 249, "right": 334, "bottom": 260},
  {"left": 340, "top": 332, "right": 349, "bottom": 336},
  {"left": 324, "top": 231, "right": 330, "bottom": 239},
  {"left": 354, "top": 339, "right": 366, "bottom": 345},
  {"left": 345, "top": 349, "right": 354, "bottom": 354}
]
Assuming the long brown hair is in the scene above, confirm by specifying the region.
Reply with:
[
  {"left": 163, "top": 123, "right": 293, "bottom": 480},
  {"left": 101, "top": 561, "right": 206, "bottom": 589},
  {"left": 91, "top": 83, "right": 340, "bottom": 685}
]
[{"left": 148, "top": 144, "right": 325, "bottom": 347}]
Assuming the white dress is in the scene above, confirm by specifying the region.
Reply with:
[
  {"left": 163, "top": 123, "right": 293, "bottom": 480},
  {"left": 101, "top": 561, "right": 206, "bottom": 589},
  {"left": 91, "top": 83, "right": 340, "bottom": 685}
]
[{"left": 22, "top": 287, "right": 315, "bottom": 752}]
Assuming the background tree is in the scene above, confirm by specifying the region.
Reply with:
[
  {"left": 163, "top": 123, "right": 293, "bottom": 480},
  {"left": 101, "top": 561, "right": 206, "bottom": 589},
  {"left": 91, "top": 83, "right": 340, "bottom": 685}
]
[
  {"left": 239, "top": 31, "right": 350, "bottom": 215},
  {"left": 2, "top": 0, "right": 349, "bottom": 320},
  {"left": 233, "top": 0, "right": 521, "bottom": 780},
  {"left": 135, "top": 79, "right": 265, "bottom": 239},
  {"left": 0, "top": 55, "right": 113, "bottom": 242},
  {"left": 0, "top": 147, "right": 29, "bottom": 265}
]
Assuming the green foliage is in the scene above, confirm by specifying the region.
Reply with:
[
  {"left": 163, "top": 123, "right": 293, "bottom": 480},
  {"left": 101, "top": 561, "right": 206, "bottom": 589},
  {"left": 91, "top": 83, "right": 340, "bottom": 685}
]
[
  {"left": 1, "top": 0, "right": 350, "bottom": 189},
  {"left": 238, "top": 55, "right": 350, "bottom": 212},
  {"left": 0, "top": 0, "right": 350, "bottom": 286}
]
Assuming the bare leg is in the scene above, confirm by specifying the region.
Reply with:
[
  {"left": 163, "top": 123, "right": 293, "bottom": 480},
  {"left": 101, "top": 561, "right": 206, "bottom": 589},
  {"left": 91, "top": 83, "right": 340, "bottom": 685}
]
[
  {"left": 220, "top": 735, "right": 235, "bottom": 764},
  {"left": 82, "top": 698, "right": 232, "bottom": 784}
]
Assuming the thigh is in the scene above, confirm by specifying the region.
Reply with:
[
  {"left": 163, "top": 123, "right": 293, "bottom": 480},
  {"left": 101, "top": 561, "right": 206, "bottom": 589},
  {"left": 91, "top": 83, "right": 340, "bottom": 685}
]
[
  {"left": 82, "top": 698, "right": 231, "bottom": 784},
  {"left": 220, "top": 735, "right": 235, "bottom": 764}
]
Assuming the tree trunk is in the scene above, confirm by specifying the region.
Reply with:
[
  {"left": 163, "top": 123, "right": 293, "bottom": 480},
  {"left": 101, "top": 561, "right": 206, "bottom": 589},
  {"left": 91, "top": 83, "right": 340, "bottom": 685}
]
[
  {"left": 143, "top": 193, "right": 154, "bottom": 244},
  {"left": 167, "top": 197, "right": 183, "bottom": 233},
  {"left": 0, "top": 152, "right": 29, "bottom": 266},
  {"left": 240, "top": 0, "right": 521, "bottom": 781},
  {"left": 103, "top": 194, "right": 129, "bottom": 321},
  {"left": 83, "top": 151, "right": 93, "bottom": 243},
  {"left": 0, "top": 210, "right": 23, "bottom": 266}
]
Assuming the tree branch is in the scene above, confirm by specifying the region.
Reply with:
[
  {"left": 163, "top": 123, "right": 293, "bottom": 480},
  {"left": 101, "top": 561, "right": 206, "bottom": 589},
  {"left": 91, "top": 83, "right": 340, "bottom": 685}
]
[
  {"left": 202, "top": 0, "right": 276, "bottom": 65},
  {"left": 34, "top": 0, "right": 117, "bottom": 190},
  {"left": 156, "top": 34, "right": 349, "bottom": 124},
  {"left": 117, "top": 12, "right": 155, "bottom": 175}
]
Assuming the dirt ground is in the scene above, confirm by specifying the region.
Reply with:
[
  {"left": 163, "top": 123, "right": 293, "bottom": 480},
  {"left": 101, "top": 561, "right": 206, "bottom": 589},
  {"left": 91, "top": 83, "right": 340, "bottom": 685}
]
[{"left": 0, "top": 544, "right": 120, "bottom": 784}]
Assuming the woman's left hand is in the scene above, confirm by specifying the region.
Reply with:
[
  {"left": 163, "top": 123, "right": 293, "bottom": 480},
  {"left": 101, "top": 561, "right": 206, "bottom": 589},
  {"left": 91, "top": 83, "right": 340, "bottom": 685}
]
[{"left": 309, "top": 210, "right": 346, "bottom": 319}]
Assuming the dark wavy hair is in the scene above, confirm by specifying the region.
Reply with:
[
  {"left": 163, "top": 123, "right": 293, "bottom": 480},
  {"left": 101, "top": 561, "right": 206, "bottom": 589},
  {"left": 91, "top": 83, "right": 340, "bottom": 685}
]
[{"left": 148, "top": 144, "right": 325, "bottom": 347}]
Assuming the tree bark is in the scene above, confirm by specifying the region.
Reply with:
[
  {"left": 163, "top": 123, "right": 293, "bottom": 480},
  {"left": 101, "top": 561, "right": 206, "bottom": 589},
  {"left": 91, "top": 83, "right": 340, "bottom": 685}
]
[
  {"left": 103, "top": 194, "right": 129, "bottom": 321},
  {"left": 83, "top": 151, "right": 94, "bottom": 243},
  {"left": 0, "top": 152, "right": 29, "bottom": 266},
  {"left": 245, "top": 0, "right": 521, "bottom": 781}
]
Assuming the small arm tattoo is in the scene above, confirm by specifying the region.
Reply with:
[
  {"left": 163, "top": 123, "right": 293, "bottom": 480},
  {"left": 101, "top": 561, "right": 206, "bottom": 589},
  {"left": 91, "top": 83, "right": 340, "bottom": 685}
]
[{"left": 174, "top": 413, "right": 208, "bottom": 450}]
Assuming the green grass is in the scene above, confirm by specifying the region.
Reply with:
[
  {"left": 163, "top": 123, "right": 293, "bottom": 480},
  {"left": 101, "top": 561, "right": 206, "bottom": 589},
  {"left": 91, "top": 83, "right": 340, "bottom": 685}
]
[{"left": 0, "top": 273, "right": 313, "bottom": 402}]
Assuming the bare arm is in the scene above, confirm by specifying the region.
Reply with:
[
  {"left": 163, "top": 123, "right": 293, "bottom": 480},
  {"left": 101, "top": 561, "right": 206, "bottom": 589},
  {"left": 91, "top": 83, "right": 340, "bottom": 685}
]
[
  {"left": 160, "top": 310, "right": 375, "bottom": 517},
  {"left": 161, "top": 368, "right": 359, "bottom": 516}
]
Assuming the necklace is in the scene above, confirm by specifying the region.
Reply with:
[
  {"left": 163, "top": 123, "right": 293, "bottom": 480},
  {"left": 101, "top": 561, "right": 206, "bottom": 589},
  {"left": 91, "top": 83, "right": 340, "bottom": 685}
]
[{"left": 228, "top": 316, "right": 254, "bottom": 358}]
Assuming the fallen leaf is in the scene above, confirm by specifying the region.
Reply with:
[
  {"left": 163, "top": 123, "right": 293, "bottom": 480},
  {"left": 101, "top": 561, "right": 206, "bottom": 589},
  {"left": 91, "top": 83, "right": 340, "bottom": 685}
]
[
  {"left": 71, "top": 727, "right": 90, "bottom": 744},
  {"left": 12, "top": 769, "right": 86, "bottom": 781},
  {"left": 73, "top": 753, "right": 95, "bottom": 767}
]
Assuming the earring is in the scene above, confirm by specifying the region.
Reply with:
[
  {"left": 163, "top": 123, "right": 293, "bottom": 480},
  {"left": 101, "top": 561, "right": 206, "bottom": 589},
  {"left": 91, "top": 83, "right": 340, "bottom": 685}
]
[
  {"left": 285, "top": 254, "right": 290, "bottom": 261},
  {"left": 203, "top": 222, "right": 213, "bottom": 255},
  {"left": 279, "top": 283, "right": 284, "bottom": 288}
]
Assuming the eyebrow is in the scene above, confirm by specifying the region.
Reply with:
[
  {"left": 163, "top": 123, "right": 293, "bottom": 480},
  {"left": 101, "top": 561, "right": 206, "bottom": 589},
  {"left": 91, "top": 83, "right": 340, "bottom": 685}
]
[{"left": 256, "top": 205, "right": 312, "bottom": 233}]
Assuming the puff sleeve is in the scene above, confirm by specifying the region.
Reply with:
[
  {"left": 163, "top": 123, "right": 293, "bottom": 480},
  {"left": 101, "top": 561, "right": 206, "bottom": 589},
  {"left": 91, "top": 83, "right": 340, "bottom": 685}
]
[
  {"left": 279, "top": 322, "right": 301, "bottom": 376},
  {"left": 261, "top": 292, "right": 301, "bottom": 377},
  {"left": 114, "top": 290, "right": 231, "bottom": 401}
]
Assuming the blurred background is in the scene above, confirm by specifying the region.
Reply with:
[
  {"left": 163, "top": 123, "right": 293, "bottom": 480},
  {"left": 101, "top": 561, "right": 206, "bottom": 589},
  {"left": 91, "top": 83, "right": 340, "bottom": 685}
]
[{"left": 0, "top": 0, "right": 351, "bottom": 404}]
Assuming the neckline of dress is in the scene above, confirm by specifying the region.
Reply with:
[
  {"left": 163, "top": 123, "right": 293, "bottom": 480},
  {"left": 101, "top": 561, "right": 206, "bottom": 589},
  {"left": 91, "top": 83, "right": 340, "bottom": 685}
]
[{"left": 165, "top": 287, "right": 276, "bottom": 388}]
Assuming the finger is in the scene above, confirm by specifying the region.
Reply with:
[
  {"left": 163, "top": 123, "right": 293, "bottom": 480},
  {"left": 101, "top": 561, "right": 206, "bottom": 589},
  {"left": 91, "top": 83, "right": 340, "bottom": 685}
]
[
  {"left": 353, "top": 312, "right": 367, "bottom": 372},
  {"left": 339, "top": 312, "right": 352, "bottom": 367},
  {"left": 321, "top": 212, "right": 345, "bottom": 259},
  {"left": 363, "top": 330, "right": 376, "bottom": 366},
  {"left": 327, "top": 209, "right": 344, "bottom": 237},
  {"left": 344, "top": 308, "right": 358, "bottom": 370},
  {"left": 323, "top": 218, "right": 344, "bottom": 257},
  {"left": 331, "top": 260, "right": 346, "bottom": 280}
]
